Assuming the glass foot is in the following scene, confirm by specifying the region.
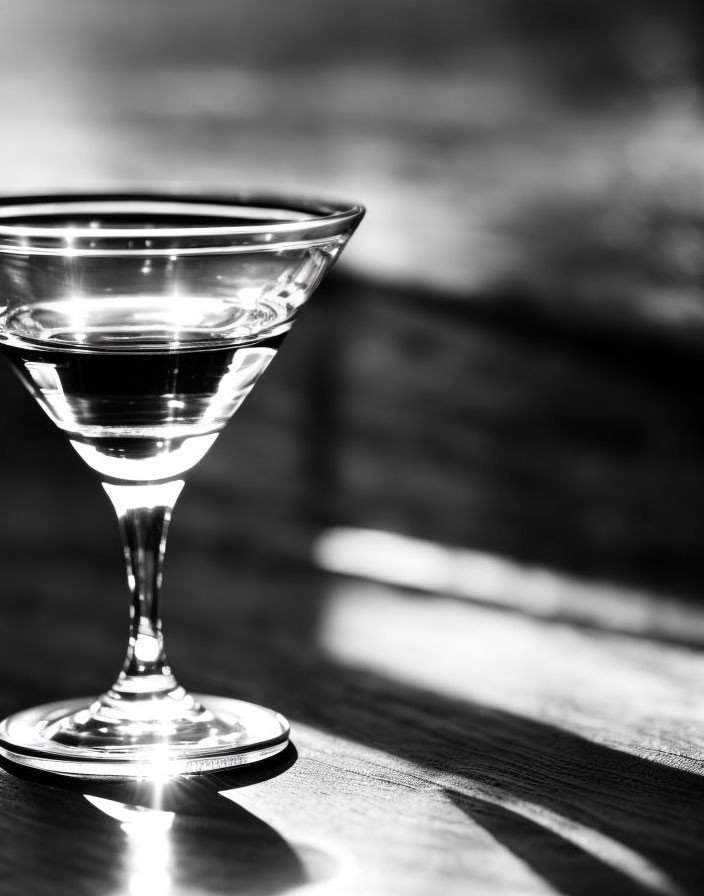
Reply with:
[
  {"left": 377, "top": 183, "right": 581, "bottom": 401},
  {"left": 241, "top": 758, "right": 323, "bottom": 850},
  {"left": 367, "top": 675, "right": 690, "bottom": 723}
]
[{"left": 0, "top": 694, "right": 289, "bottom": 778}]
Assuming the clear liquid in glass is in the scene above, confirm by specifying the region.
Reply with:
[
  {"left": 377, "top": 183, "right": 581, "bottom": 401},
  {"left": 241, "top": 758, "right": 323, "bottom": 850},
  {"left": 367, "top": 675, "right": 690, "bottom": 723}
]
[{"left": 0, "top": 295, "right": 291, "bottom": 481}]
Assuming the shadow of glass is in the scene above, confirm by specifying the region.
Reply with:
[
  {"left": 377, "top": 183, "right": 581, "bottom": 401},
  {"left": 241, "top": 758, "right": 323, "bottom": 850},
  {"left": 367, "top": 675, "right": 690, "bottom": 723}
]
[{"left": 0, "top": 745, "right": 330, "bottom": 896}]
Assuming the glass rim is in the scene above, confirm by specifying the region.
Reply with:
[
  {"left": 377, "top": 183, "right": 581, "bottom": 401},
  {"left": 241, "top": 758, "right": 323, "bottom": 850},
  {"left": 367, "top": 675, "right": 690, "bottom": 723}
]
[{"left": 0, "top": 190, "right": 365, "bottom": 241}]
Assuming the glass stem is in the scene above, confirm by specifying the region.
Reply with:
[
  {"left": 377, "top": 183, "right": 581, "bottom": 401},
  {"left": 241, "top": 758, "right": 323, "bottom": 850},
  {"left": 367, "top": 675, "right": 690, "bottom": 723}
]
[{"left": 102, "top": 479, "right": 185, "bottom": 701}]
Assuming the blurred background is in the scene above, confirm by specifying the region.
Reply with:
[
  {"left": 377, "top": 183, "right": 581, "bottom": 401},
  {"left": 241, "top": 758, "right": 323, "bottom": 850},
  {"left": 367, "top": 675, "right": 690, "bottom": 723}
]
[{"left": 3, "top": 0, "right": 704, "bottom": 691}]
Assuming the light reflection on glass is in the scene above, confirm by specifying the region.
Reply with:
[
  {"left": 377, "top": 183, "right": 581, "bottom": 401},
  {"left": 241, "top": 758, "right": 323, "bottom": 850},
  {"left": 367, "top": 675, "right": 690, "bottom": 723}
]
[
  {"left": 24, "top": 361, "right": 77, "bottom": 428},
  {"left": 200, "top": 346, "right": 276, "bottom": 427}
]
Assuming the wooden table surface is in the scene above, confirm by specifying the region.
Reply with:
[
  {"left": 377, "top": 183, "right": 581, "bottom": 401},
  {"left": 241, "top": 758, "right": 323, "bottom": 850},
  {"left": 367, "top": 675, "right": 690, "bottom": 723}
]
[{"left": 1, "top": 274, "right": 704, "bottom": 896}]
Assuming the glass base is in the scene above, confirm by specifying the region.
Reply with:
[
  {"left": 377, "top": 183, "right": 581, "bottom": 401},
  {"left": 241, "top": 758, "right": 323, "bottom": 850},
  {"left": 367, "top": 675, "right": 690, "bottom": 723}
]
[{"left": 0, "top": 694, "right": 289, "bottom": 778}]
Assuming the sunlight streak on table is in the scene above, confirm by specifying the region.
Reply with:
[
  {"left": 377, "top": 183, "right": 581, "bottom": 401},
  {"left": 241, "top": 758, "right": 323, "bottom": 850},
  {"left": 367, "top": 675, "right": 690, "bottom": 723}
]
[{"left": 314, "top": 527, "right": 704, "bottom": 644}]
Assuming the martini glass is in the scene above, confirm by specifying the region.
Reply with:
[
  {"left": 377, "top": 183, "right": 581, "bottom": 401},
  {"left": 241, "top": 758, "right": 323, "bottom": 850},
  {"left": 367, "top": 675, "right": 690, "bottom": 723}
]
[{"left": 0, "top": 191, "right": 363, "bottom": 777}]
